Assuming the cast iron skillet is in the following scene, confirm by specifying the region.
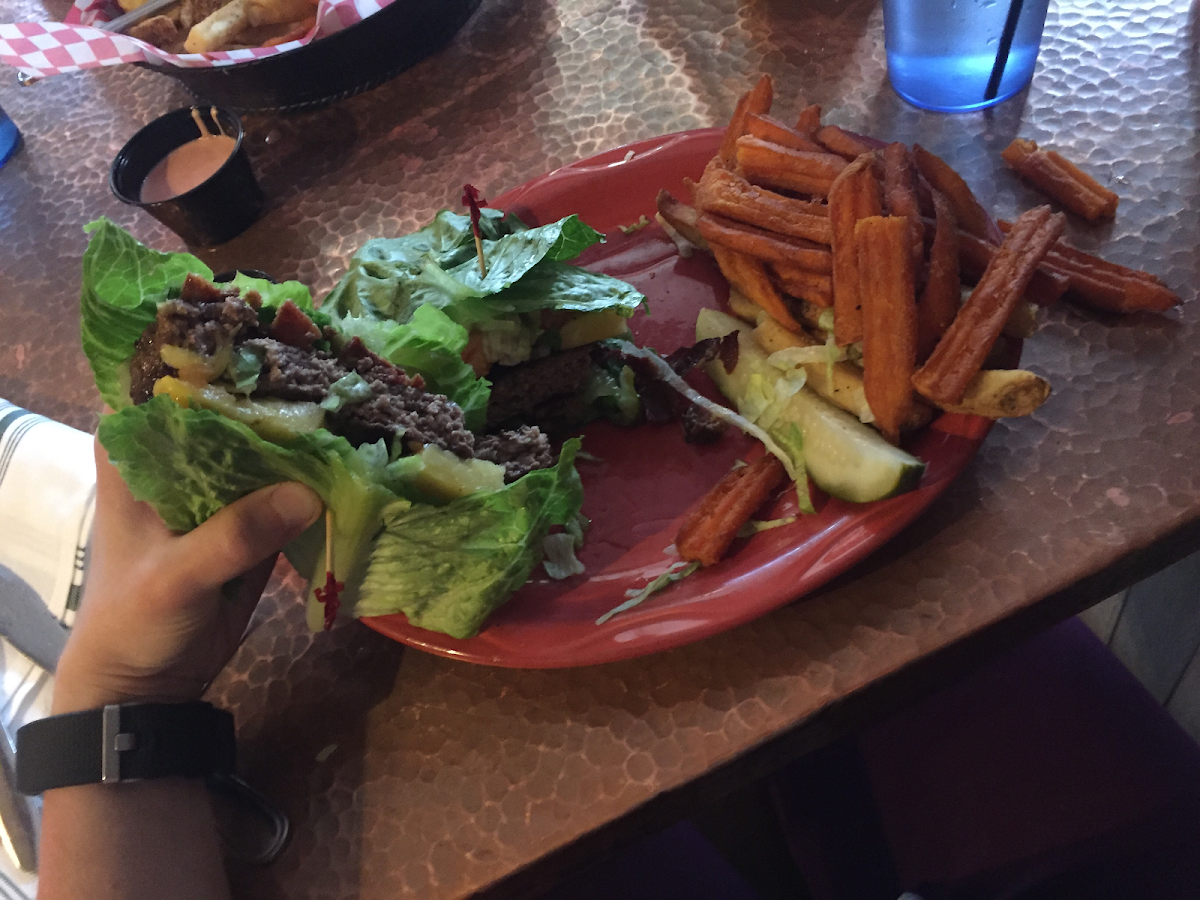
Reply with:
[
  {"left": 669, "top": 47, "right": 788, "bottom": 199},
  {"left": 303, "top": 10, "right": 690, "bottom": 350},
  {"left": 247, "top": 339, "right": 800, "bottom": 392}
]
[{"left": 143, "top": 0, "right": 481, "bottom": 112}]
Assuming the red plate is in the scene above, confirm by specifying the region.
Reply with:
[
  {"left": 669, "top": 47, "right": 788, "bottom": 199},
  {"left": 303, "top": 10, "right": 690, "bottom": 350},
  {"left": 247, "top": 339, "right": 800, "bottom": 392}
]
[{"left": 361, "top": 128, "right": 992, "bottom": 667}]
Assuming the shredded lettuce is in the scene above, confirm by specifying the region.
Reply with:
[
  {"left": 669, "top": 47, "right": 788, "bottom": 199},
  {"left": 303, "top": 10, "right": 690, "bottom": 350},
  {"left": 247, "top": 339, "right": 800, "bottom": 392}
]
[{"left": 596, "top": 560, "right": 701, "bottom": 625}]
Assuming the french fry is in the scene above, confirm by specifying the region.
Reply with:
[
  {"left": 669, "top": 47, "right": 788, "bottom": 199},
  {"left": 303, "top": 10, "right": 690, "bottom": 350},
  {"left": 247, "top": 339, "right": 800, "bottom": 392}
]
[
  {"left": 1001, "top": 138, "right": 1119, "bottom": 221},
  {"left": 184, "top": 0, "right": 252, "bottom": 52},
  {"left": 937, "top": 369, "right": 1051, "bottom": 418},
  {"left": 735, "top": 136, "right": 848, "bottom": 198},
  {"left": 753, "top": 317, "right": 933, "bottom": 431},
  {"left": 260, "top": 13, "right": 314, "bottom": 45},
  {"left": 770, "top": 262, "right": 833, "bottom": 307},
  {"left": 997, "top": 220, "right": 1180, "bottom": 313},
  {"left": 655, "top": 190, "right": 710, "bottom": 251},
  {"left": 913, "top": 206, "right": 1065, "bottom": 406},
  {"left": 727, "top": 287, "right": 768, "bottom": 323},
  {"left": 745, "top": 113, "right": 825, "bottom": 153},
  {"left": 882, "top": 142, "right": 925, "bottom": 290},
  {"left": 719, "top": 75, "right": 774, "bottom": 165},
  {"left": 912, "top": 144, "right": 993, "bottom": 241},
  {"left": 795, "top": 103, "right": 823, "bottom": 136},
  {"left": 916, "top": 191, "right": 960, "bottom": 362},
  {"left": 676, "top": 454, "right": 787, "bottom": 567},
  {"left": 827, "top": 152, "right": 883, "bottom": 346},
  {"left": 692, "top": 167, "right": 832, "bottom": 245},
  {"left": 697, "top": 212, "right": 833, "bottom": 273},
  {"left": 711, "top": 246, "right": 805, "bottom": 332},
  {"left": 815, "top": 125, "right": 876, "bottom": 161},
  {"left": 957, "top": 228, "right": 1070, "bottom": 305},
  {"left": 247, "top": 0, "right": 314, "bottom": 26},
  {"left": 855, "top": 216, "right": 918, "bottom": 444}
]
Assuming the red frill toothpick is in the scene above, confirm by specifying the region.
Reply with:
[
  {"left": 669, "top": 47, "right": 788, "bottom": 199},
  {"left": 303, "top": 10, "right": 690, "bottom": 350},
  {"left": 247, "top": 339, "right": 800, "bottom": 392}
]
[
  {"left": 314, "top": 508, "right": 343, "bottom": 631},
  {"left": 461, "top": 183, "right": 488, "bottom": 277}
]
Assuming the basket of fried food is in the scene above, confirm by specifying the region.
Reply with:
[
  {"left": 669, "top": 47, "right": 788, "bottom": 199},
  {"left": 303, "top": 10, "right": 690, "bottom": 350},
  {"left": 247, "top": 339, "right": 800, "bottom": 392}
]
[
  {"left": 130, "top": 0, "right": 480, "bottom": 111},
  {"left": 655, "top": 74, "right": 1181, "bottom": 569}
]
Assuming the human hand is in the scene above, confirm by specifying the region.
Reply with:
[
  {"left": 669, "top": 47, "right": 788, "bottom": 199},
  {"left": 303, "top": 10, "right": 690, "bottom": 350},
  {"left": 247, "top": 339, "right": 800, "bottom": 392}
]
[{"left": 52, "top": 439, "right": 323, "bottom": 714}]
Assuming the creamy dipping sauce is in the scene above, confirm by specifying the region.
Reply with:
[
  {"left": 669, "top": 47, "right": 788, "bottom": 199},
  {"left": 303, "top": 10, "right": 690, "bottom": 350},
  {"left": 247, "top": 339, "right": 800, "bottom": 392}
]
[{"left": 139, "top": 134, "right": 237, "bottom": 203}]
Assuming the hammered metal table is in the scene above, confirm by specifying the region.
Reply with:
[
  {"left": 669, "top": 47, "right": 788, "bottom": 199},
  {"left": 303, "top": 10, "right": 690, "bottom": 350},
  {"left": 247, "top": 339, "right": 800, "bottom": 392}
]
[{"left": 2, "top": 0, "right": 1199, "bottom": 897}]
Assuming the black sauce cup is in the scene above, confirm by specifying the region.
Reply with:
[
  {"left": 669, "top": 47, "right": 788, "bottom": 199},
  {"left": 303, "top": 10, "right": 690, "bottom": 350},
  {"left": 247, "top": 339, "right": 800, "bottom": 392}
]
[{"left": 110, "top": 106, "right": 264, "bottom": 247}]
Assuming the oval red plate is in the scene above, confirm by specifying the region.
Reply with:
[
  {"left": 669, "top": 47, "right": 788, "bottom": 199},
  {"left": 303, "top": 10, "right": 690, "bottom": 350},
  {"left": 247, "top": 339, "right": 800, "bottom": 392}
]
[{"left": 361, "top": 128, "right": 992, "bottom": 668}]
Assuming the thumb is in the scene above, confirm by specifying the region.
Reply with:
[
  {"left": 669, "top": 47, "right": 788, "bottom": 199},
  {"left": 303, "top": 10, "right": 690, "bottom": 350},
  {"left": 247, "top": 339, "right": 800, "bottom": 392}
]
[{"left": 171, "top": 482, "right": 324, "bottom": 591}]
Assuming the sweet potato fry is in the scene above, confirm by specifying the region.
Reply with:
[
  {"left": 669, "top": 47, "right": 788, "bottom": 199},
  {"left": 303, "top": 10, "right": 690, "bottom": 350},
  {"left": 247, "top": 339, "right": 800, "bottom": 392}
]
[
  {"left": 753, "top": 317, "right": 933, "bottom": 431},
  {"left": 916, "top": 191, "right": 960, "bottom": 362},
  {"left": 827, "top": 152, "right": 883, "bottom": 346},
  {"left": 735, "top": 136, "right": 848, "bottom": 198},
  {"left": 692, "top": 167, "right": 832, "bottom": 245},
  {"left": 719, "top": 75, "right": 774, "bottom": 165},
  {"left": 957, "top": 227, "right": 1069, "bottom": 305},
  {"left": 655, "top": 190, "right": 709, "bottom": 251},
  {"left": 997, "top": 220, "right": 1180, "bottom": 313},
  {"left": 912, "top": 144, "right": 993, "bottom": 241},
  {"left": 816, "top": 125, "right": 876, "bottom": 161},
  {"left": 882, "top": 142, "right": 925, "bottom": 289},
  {"left": 795, "top": 103, "right": 823, "bottom": 136},
  {"left": 676, "top": 454, "right": 787, "bottom": 567},
  {"left": 697, "top": 212, "right": 833, "bottom": 273},
  {"left": 711, "top": 246, "right": 805, "bottom": 332},
  {"left": 770, "top": 262, "right": 833, "bottom": 307},
  {"left": 913, "top": 206, "right": 1065, "bottom": 406},
  {"left": 855, "top": 216, "right": 918, "bottom": 444},
  {"left": 746, "top": 113, "right": 825, "bottom": 153},
  {"left": 1001, "top": 138, "right": 1119, "bottom": 221},
  {"left": 936, "top": 369, "right": 1051, "bottom": 418}
]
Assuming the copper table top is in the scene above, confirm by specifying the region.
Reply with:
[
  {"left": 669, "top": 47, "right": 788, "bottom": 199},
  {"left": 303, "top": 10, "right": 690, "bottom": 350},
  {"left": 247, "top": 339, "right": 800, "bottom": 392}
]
[{"left": 2, "top": 0, "right": 1199, "bottom": 896}]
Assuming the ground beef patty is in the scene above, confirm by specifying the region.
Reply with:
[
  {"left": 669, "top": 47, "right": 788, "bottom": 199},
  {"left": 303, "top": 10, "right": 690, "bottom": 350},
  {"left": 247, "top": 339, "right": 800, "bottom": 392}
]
[
  {"left": 475, "top": 426, "right": 555, "bottom": 482},
  {"left": 245, "top": 338, "right": 346, "bottom": 402},
  {"left": 329, "top": 339, "right": 476, "bottom": 459},
  {"left": 155, "top": 274, "right": 263, "bottom": 355},
  {"left": 485, "top": 347, "right": 594, "bottom": 428}
]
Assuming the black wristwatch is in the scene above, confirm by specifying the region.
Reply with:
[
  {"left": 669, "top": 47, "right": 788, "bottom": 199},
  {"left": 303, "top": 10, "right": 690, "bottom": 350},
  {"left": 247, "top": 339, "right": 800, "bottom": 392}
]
[{"left": 15, "top": 701, "right": 236, "bottom": 795}]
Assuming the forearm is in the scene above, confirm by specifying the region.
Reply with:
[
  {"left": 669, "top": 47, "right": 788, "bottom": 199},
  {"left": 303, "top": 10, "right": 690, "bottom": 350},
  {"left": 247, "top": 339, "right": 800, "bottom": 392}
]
[{"left": 39, "top": 778, "right": 230, "bottom": 900}]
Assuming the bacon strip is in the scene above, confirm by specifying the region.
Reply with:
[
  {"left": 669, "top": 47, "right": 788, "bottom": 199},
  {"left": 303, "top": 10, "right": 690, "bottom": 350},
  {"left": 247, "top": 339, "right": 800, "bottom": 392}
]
[
  {"left": 913, "top": 206, "right": 1065, "bottom": 406},
  {"left": 677, "top": 455, "right": 787, "bottom": 566}
]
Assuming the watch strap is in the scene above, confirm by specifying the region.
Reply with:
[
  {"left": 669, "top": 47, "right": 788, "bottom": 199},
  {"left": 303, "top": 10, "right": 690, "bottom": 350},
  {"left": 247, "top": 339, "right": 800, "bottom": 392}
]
[{"left": 15, "top": 701, "right": 235, "bottom": 795}]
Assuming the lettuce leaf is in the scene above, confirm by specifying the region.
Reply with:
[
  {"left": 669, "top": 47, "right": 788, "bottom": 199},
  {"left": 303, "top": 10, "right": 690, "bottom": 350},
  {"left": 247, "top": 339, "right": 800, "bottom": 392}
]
[
  {"left": 80, "top": 219, "right": 212, "bottom": 409},
  {"left": 97, "top": 395, "right": 401, "bottom": 627},
  {"left": 328, "top": 304, "right": 491, "bottom": 431},
  {"left": 323, "top": 209, "right": 636, "bottom": 327},
  {"left": 355, "top": 439, "right": 583, "bottom": 638},
  {"left": 79, "top": 218, "right": 316, "bottom": 409}
]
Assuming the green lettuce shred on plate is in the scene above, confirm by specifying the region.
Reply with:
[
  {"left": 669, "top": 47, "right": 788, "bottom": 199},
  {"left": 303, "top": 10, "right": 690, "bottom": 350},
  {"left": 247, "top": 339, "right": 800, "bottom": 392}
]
[{"left": 79, "top": 214, "right": 642, "bottom": 637}]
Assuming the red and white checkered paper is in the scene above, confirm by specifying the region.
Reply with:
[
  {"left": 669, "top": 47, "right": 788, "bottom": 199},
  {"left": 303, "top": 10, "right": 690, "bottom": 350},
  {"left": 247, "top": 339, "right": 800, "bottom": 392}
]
[{"left": 0, "top": 0, "right": 387, "bottom": 79}]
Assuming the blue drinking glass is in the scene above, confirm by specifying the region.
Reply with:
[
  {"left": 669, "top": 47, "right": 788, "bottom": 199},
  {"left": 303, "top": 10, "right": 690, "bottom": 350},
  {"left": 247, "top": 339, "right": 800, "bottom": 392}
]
[
  {"left": 882, "top": 0, "right": 1051, "bottom": 112},
  {"left": 0, "top": 104, "right": 20, "bottom": 168}
]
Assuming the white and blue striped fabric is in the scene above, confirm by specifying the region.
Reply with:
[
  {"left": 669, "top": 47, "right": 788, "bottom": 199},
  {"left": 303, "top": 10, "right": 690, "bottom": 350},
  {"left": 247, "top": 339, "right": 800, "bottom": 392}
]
[{"left": 0, "top": 400, "right": 95, "bottom": 892}]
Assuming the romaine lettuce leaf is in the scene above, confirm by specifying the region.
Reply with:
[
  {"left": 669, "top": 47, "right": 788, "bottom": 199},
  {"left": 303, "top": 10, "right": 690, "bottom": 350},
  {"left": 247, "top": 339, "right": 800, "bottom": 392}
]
[
  {"left": 323, "top": 210, "right": 635, "bottom": 327},
  {"left": 97, "top": 395, "right": 401, "bottom": 627},
  {"left": 355, "top": 439, "right": 583, "bottom": 638},
  {"left": 329, "top": 304, "right": 491, "bottom": 431},
  {"left": 80, "top": 218, "right": 212, "bottom": 409}
]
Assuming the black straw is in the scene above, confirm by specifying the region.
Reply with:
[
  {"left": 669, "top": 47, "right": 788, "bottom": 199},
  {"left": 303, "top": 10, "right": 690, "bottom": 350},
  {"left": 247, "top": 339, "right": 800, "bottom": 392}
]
[{"left": 984, "top": 0, "right": 1026, "bottom": 101}]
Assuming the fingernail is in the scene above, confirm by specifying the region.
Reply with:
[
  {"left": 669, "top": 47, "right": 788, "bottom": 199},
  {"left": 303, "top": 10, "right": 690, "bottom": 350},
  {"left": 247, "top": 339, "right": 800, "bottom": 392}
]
[{"left": 270, "top": 483, "right": 323, "bottom": 529}]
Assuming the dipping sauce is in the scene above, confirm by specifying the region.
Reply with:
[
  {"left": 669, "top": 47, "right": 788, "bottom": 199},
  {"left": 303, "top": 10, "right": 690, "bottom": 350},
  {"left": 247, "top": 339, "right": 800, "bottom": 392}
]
[{"left": 139, "top": 134, "right": 237, "bottom": 203}]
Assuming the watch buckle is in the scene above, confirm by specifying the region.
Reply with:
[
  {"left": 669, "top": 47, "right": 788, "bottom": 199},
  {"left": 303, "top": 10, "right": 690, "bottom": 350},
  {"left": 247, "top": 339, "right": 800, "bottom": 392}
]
[{"left": 101, "top": 705, "right": 137, "bottom": 783}]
